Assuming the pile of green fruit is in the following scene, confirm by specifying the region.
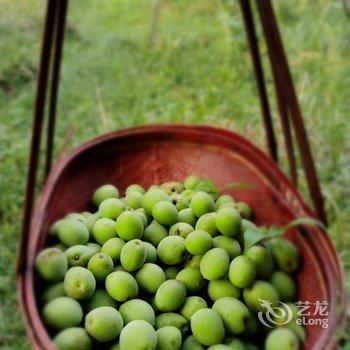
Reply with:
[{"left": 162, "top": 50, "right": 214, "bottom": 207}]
[{"left": 35, "top": 176, "right": 303, "bottom": 350}]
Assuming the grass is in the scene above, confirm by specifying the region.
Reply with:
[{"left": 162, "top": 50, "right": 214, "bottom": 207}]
[{"left": 0, "top": 0, "right": 349, "bottom": 348}]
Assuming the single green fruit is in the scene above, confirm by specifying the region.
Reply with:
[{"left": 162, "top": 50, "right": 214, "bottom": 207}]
[
  {"left": 99, "top": 198, "right": 125, "bottom": 219},
  {"left": 213, "top": 297, "right": 250, "bottom": 334},
  {"left": 185, "top": 230, "right": 213, "bottom": 255},
  {"left": 195, "top": 213, "right": 218, "bottom": 237},
  {"left": 120, "top": 239, "right": 147, "bottom": 272},
  {"left": 125, "top": 191, "right": 144, "bottom": 209},
  {"left": 180, "top": 296, "right": 207, "bottom": 321},
  {"left": 36, "top": 248, "right": 68, "bottom": 282},
  {"left": 143, "top": 221, "right": 168, "bottom": 247},
  {"left": 135, "top": 263, "right": 166, "bottom": 294},
  {"left": 245, "top": 245, "right": 274, "bottom": 279},
  {"left": 142, "top": 188, "right": 171, "bottom": 215},
  {"left": 92, "top": 218, "right": 117, "bottom": 245},
  {"left": 215, "top": 207, "right": 241, "bottom": 237},
  {"left": 200, "top": 248, "right": 229, "bottom": 281},
  {"left": 119, "top": 299, "right": 155, "bottom": 326},
  {"left": 190, "top": 191, "right": 215, "bottom": 217},
  {"left": 116, "top": 211, "right": 144, "bottom": 241},
  {"left": 170, "top": 193, "right": 189, "bottom": 211},
  {"left": 54, "top": 327, "right": 92, "bottom": 350},
  {"left": 208, "top": 279, "right": 240, "bottom": 301},
  {"left": 65, "top": 245, "right": 95, "bottom": 267},
  {"left": 190, "top": 308, "right": 225, "bottom": 346},
  {"left": 86, "top": 289, "right": 116, "bottom": 312},
  {"left": 136, "top": 207, "right": 151, "bottom": 225},
  {"left": 87, "top": 253, "right": 114, "bottom": 282},
  {"left": 101, "top": 237, "right": 125, "bottom": 263},
  {"left": 105, "top": 271, "right": 138, "bottom": 302},
  {"left": 87, "top": 242, "right": 101, "bottom": 255},
  {"left": 265, "top": 327, "right": 299, "bottom": 350},
  {"left": 224, "top": 337, "right": 245, "bottom": 350},
  {"left": 157, "top": 236, "right": 187, "bottom": 265},
  {"left": 270, "top": 239, "right": 300, "bottom": 273},
  {"left": 84, "top": 213, "right": 100, "bottom": 235},
  {"left": 215, "top": 194, "right": 235, "bottom": 209},
  {"left": 270, "top": 271, "right": 296, "bottom": 301},
  {"left": 181, "top": 335, "right": 204, "bottom": 350},
  {"left": 164, "top": 267, "right": 180, "bottom": 280},
  {"left": 144, "top": 241, "right": 158, "bottom": 263},
  {"left": 43, "top": 297, "right": 82, "bottom": 330},
  {"left": 49, "top": 219, "right": 64, "bottom": 237},
  {"left": 176, "top": 267, "right": 206, "bottom": 293},
  {"left": 66, "top": 213, "right": 86, "bottom": 222},
  {"left": 213, "top": 236, "right": 241, "bottom": 259},
  {"left": 156, "top": 326, "right": 182, "bottom": 350},
  {"left": 155, "top": 279, "right": 187, "bottom": 312},
  {"left": 243, "top": 280, "right": 279, "bottom": 312},
  {"left": 236, "top": 202, "right": 253, "bottom": 220},
  {"left": 160, "top": 181, "right": 184, "bottom": 195},
  {"left": 125, "top": 184, "right": 146, "bottom": 195},
  {"left": 85, "top": 306, "right": 123, "bottom": 342},
  {"left": 169, "top": 222, "right": 194, "bottom": 238},
  {"left": 155, "top": 313, "right": 188, "bottom": 334},
  {"left": 58, "top": 219, "right": 89, "bottom": 247},
  {"left": 185, "top": 255, "right": 202, "bottom": 268},
  {"left": 152, "top": 201, "right": 178, "bottom": 226},
  {"left": 178, "top": 208, "right": 196, "bottom": 226},
  {"left": 184, "top": 175, "right": 200, "bottom": 190},
  {"left": 229, "top": 255, "right": 256, "bottom": 288},
  {"left": 119, "top": 320, "right": 157, "bottom": 350},
  {"left": 181, "top": 189, "right": 195, "bottom": 202},
  {"left": 92, "top": 184, "right": 119, "bottom": 207},
  {"left": 207, "top": 345, "right": 232, "bottom": 350},
  {"left": 64, "top": 267, "right": 96, "bottom": 300},
  {"left": 42, "top": 282, "right": 66, "bottom": 303}
]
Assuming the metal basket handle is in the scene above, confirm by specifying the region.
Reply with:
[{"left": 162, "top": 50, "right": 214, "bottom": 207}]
[{"left": 18, "top": 0, "right": 326, "bottom": 274}]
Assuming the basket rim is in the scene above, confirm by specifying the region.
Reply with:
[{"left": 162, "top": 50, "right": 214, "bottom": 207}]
[{"left": 17, "top": 124, "right": 345, "bottom": 350}]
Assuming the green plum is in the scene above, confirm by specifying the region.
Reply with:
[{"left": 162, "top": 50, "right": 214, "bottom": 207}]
[
  {"left": 87, "top": 253, "right": 114, "bottom": 282},
  {"left": 36, "top": 247, "right": 68, "bottom": 282},
  {"left": 87, "top": 243, "right": 101, "bottom": 255},
  {"left": 152, "top": 201, "right": 178, "bottom": 226},
  {"left": 85, "top": 306, "right": 123, "bottom": 342},
  {"left": 105, "top": 271, "right": 138, "bottom": 302},
  {"left": 169, "top": 222, "right": 194, "bottom": 238},
  {"left": 125, "top": 184, "right": 146, "bottom": 195},
  {"left": 208, "top": 279, "right": 240, "bottom": 301},
  {"left": 200, "top": 248, "right": 229, "bottom": 281},
  {"left": 243, "top": 280, "right": 279, "bottom": 312},
  {"left": 135, "top": 263, "right": 166, "bottom": 294},
  {"left": 143, "top": 220, "right": 168, "bottom": 247},
  {"left": 178, "top": 208, "right": 196, "bottom": 226},
  {"left": 270, "top": 271, "right": 296, "bottom": 301},
  {"left": 180, "top": 296, "right": 207, "bottom": 321},
  {"left": 185, "top": 255, "right": 202, "bottom": 268},
  {"left": 92, "top": 184, "right": 119, "bottom": 207},
  {"left": 65, "top": 245, "right": 95, "bottom": 267},
  {"left": 215, "top": 207, "right": 241, "bottom": 237},
  {"left": 155, "top": 313, "right": 188, "bottom": 334},
  {"left": 125, "top": 191, "right": 144, "bottom": 209},
  {"left": 115, "top": 211, "right": 144, "bottom": 241},
  {"left": 184, "top": 175, "right": 200, "bottom": 190},
  {"left": 54, "top": 327, "right": 92, "bottom": 350},
  {"left": 176, "top": 267, "right": 206, "bottom": 293},
  {"left": 229, "top": 255, "right": 257, "bottom": 288},
  {"left": 99, "top": 198, "right": 125, "bottom": 219},
  {"left": 246, "top": 245, "right": 274, "bottom": 279},
  {"left": 185, "top": 230, "right": 213, "bottom": 255},
  {"left": 43, "top": 296, "right": 82, "bottom": 330},
  {"left": 190, "top": 191, "right": 215, "bottom": 217},
  {"left": 144, "top": 241, "right": 158, "bottom": 263},
  {"left": 190, "top": 308, "right": 225, "bottom": 346},
  {"left": 236, "top": 202, "right": 253, "bottom": 220},
  {"left": 181, "top": 335, "right": 204, "bottom": 350},
  {"left": 213, "top": 236, "right": 241, "bottom": 259},
  {"left": 119, "top": 320, "right": 157, "bottom": 350},
  {"left": 64, "top": 267, "right": 96, "bottom": 300},
  {"left": 120, "top": 239, "right": 147, "bottom": 271},
  {"left": 215, "top": 194, "right": 235, "bottom": 209},
  {"left": 195, "top": 213, "right": 218, "bottom": 237},
  {"left": 155, "top": 279, "right": 187, "bottom": 311},
  {"left": 270, "top": 239, "right": 300, "bottom": 273},
  {"left": 156, "top": 326, "right": 182, "bottom": 350},
  {"left": 86, "top": 289, "right": 116, "bottom": 312},
  {"left": 42, "top": 282, "right": 66, "bottom": 303},
  {"left": 170, "top": 193, "right": 189, "bottom": 211},
  {"left": 164, "top": 267, "right": 180, "bottom": 280},
  {"left": 92, "top": 218, "right": 117, "bottom": 245},
  {"left": 58, "top": 219, "right": 89, "bottom": 247},
  {"left": 265, "top": 327, "right": 299, "bottom": 350},
  {"left": 49, "top": 219, "right": 64, "bottom": 237},
  {"left": 212, "top": 297, "right": 250, "bottom": 334},
  {"left": 119, "top": 299, "right": 155, "bottom": 325},
  {"left": 101, "top": 237, "right": 125, "bottom": 263},
  {"left": 142, "top": 188, "right": 171, "bottom": 215},
  {"left": 160, "top": 181, "right": 184, "bottom": 195},
  {"left": 157, "top": 236, "right": 187, "bottom": 265}
]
